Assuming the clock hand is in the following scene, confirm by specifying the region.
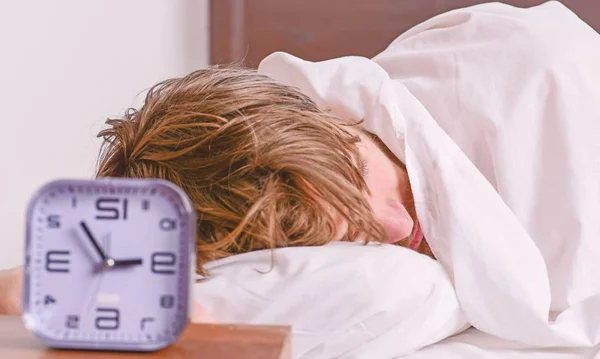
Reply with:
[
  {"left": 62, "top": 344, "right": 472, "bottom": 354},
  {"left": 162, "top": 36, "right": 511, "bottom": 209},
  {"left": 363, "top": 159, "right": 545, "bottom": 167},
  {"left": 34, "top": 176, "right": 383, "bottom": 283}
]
[
  {"left": 84, "top": 231, "right": 142, "bottom": 269},
  {"left": 79, "top": 221, "right": 109, "bottom": 262},
  {"left": 112, "top": 258, "right": 143, "bottom": 267}
]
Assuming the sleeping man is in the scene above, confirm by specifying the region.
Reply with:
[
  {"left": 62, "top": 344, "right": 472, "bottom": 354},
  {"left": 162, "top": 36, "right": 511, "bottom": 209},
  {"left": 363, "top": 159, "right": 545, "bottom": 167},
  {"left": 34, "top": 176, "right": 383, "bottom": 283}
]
[
  {"left": 0, "top": 65, "right": 432, "bottom": 312},
  {"left": 2, "top": 1, "right": 600, "bottom": 357}
]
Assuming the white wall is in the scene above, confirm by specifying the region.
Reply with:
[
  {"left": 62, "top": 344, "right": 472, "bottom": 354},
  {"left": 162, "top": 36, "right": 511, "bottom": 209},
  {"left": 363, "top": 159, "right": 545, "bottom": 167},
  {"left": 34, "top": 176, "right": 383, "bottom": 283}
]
[{"left": 0, "top": 0, "right": 209, "bottom": 269}]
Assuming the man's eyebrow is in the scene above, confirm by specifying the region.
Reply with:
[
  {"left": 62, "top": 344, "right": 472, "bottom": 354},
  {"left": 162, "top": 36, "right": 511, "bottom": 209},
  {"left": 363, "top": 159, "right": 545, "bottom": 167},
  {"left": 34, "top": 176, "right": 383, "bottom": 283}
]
[
  {"left": 364, "top": 130, "right": 407, "bottom": 170},
  {"left": 357, "top": 152, "right": 367, "bottom": 178},
  {"left": 351, "top": 132, "right": 368, "bottom": 178},
  {"left": 362, "top": 129, "right": 380, "bottom": 142}
]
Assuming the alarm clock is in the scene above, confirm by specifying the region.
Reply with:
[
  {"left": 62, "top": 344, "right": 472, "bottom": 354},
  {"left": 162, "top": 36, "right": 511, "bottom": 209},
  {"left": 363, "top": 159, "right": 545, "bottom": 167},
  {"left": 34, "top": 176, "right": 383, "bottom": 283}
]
[{"left": 21, "top": 178, "right": 196, "bottom": 352}]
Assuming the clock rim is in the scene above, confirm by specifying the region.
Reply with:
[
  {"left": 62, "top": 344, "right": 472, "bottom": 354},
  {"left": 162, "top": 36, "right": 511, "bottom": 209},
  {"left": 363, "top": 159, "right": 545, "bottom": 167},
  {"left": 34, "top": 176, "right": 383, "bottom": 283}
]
[{"left": 21, "top": 177, "right": 197, "bottom": 352}]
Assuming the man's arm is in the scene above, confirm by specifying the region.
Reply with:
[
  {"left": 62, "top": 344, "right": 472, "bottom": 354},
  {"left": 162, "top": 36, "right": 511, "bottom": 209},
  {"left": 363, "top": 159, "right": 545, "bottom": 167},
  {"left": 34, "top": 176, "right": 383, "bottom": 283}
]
[
  {"left": 0, "top": 266, "right": 215, "bottom": 322},
  {"left": 0, "top": 266, "right": 22, "bottom": 315},
  {"left": 0, "top": 265, "right": 216, "bottom": 322}
]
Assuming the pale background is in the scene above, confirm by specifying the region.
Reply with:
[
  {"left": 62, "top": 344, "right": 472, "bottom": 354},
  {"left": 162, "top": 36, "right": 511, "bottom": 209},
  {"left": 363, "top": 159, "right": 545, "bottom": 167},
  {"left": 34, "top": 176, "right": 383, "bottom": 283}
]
[{"left": 0, "top": 0, "right": 209, "bottom": 269}]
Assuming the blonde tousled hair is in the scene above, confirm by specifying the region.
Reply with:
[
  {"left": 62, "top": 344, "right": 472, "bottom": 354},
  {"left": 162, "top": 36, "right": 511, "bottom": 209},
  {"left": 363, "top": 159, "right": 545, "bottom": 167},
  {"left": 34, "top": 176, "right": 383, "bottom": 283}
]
[{"left": 96, "top": 66, "right": 385, "bottom": 274}]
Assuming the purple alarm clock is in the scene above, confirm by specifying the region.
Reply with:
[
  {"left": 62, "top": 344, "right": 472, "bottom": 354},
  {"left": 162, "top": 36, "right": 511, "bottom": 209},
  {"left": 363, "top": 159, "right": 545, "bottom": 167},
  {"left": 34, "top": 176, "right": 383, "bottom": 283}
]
[{"left": 22, "top": 178, "right": 196, "bottom": 351}]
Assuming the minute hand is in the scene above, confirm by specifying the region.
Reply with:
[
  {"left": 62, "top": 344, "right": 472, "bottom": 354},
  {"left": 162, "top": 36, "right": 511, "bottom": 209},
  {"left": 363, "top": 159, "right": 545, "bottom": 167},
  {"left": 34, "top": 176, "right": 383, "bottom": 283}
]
[{"left": 79, "top": 221, "right": 108, "bottom": 262}]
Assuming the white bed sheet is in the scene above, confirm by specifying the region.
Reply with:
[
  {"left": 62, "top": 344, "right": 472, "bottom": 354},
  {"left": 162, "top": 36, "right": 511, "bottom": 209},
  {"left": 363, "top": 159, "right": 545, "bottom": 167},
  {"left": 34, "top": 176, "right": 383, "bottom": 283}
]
[{"left": 404, "top": 329, "right": 600, "bottom": 359}]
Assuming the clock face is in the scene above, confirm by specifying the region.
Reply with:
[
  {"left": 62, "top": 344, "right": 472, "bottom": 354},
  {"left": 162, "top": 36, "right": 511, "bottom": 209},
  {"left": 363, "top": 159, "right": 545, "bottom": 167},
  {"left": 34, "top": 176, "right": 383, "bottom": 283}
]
[{"left": 22, "top": 178, "right": 196, "bottom": 351}]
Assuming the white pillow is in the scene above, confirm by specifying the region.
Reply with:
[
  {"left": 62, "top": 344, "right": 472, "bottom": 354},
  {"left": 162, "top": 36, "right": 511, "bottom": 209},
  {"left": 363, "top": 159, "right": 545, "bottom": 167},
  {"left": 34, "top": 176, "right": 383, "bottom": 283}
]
[{"left": 194, "top": 242, "right": 467, "bottom": 359}]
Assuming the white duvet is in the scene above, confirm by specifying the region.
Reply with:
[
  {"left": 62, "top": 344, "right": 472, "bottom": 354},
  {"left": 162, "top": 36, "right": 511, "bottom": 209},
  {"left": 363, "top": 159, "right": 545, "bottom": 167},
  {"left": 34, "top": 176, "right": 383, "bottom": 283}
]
[{"left": 195, "top": 1, "right": 600, "bottom": 358}]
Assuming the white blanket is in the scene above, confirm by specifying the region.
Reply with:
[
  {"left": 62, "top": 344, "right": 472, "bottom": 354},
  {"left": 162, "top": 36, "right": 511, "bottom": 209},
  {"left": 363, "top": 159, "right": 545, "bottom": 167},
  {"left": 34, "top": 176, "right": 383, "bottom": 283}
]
[{"left": 196, "top": 1, "right": 600, "bottom": 357}]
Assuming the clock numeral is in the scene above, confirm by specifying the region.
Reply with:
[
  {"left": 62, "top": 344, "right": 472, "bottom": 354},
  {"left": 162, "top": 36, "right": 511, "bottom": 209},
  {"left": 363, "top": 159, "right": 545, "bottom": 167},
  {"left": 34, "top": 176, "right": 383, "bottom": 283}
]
[
  {"left": 66, "top": 315, "right": 79, "bottom": 329},
  {"left": 151, "top": 252, "right": 176, "bottom": 275},
  {"left": 140, "top": 317, "right": 154, "bottom": 330},
  {"left": 159, "top": 218, "right": 177, "bottom": 231},
  {"left": 160, "top": 295, "right": 175, "bottom": 309},
  {"left": 95, "top": 308, "right": 119, "bottom": 330},
  {"left": 43, "top": 295, "right": 56, "bottom": 305},
  {"left": 72, "top": 197, "right": 77, "bottom": 208},
  {"left": 95, "top": 198, "right": 128, "bottom": 220},
  {"left": 142, "top": 200, "right": 150, "bottom": 211},
  {"left": 45, "top": 251, "right": 70, "bottom": 273},
  {"left": 47, "top": 215, "right": 61, "bottom": 229}
]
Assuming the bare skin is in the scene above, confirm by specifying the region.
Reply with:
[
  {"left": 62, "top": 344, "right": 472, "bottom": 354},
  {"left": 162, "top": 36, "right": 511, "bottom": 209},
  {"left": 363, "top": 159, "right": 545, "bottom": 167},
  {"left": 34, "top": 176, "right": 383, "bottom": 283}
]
[
  {"left": 0, "top": 265, "right": 215, "bottom": 322},
  {"left": 350, "top": 129, "right": 432, "bottom": 255},
  {"left": 0, "top": 266, "right": 21, "bottom": 316}
]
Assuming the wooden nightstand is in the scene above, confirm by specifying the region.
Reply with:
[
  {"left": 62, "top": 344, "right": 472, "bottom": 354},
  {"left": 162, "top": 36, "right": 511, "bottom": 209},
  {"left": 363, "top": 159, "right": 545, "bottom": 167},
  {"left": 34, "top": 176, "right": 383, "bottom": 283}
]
[{"left": 0, "top": 315, "right": 291, "bottom": 358}]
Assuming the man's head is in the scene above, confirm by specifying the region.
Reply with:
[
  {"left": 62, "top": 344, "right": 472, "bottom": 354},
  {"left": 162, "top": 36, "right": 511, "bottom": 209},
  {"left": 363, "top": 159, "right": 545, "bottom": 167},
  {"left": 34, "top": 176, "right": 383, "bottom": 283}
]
[{"left": 96, "top": 66, "right": 389, "bottom": 273}]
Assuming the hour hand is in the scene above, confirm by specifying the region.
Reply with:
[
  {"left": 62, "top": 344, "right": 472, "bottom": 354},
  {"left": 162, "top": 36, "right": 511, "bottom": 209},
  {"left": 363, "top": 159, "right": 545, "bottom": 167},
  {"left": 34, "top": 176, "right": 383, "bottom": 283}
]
[
  {"left": 111, "top": 258, "right": 143, "bottom": 267},
  {"left": 79, "top": 221, "right": 108, "bottom": 261}
]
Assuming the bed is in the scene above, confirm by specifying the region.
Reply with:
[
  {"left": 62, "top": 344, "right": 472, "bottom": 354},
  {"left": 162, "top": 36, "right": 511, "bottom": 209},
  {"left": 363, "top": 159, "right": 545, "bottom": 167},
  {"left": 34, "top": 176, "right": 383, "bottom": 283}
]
[
  {"left": 204, "top": 1, "right": 600, "bottom": 358},
  {"left": 209, "top": 0, "right": 600, "bottom": 67}
]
